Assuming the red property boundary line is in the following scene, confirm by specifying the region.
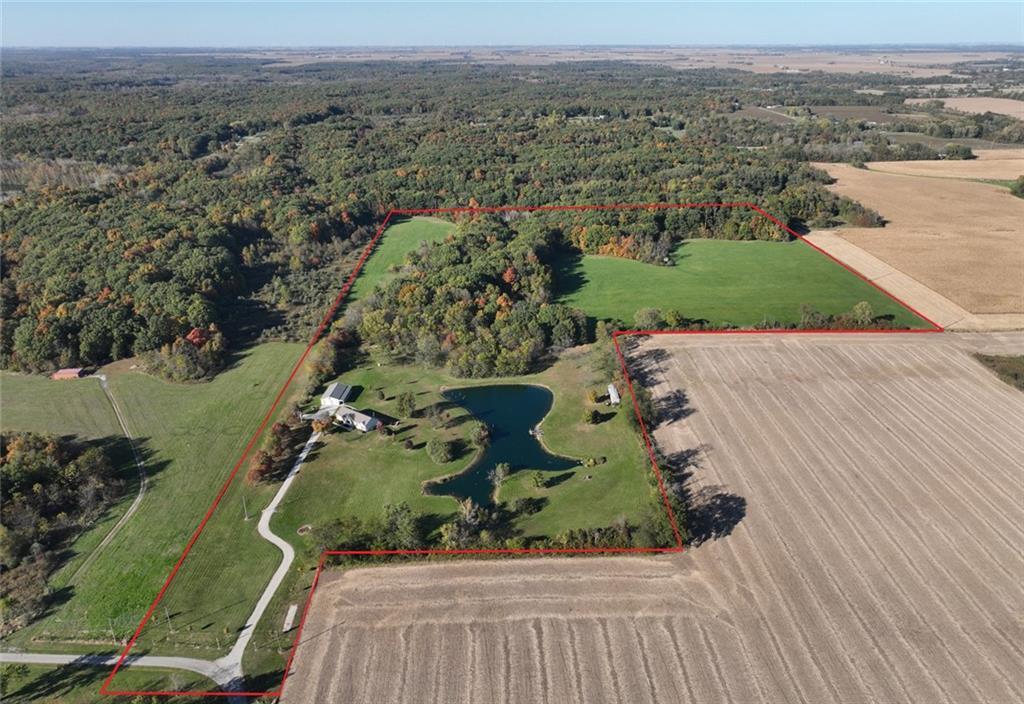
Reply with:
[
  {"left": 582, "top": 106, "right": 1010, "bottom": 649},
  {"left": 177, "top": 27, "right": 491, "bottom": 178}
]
[{"left": 100, "top": 201, "right": 942, "bottom": 698}]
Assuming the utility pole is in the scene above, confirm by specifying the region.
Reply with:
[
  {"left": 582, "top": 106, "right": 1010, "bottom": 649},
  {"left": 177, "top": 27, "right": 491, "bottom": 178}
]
[{"left": 164, "top": 604, "right": 175, "bottom": 634}]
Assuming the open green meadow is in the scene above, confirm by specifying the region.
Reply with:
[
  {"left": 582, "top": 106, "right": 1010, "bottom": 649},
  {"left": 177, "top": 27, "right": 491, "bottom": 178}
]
[
  {"left": 553, "top": 239, "right": 928, "bottom": 328},
  {"left": 1, "top": 373, "right": 122, "bottom": 439}
]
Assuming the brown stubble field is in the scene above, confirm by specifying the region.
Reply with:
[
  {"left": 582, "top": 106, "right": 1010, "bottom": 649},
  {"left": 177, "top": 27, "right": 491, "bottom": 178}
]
[
  {"left": 906, "top": 96, "right": 1024, "bottom": 119},
  {"left": 866, "top": 148, "right": 1024, "bottom": 180},
  {"left": 813, "top": 162, "right": 1024, "bottom": 316},
  {"left": 282, "top": 333, "right": 1024, "bottom": 704}
]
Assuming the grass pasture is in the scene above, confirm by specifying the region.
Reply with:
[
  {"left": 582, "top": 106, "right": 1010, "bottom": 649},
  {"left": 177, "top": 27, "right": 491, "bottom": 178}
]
[
  {"left": 8, "top": 342, "right": 306, "bottom": 659},
  {"left": 553, "top": 239, "right": 927, "bottom": 328},
  {"left": 347, "top": 216, "right": 454, "bottom": 302}
]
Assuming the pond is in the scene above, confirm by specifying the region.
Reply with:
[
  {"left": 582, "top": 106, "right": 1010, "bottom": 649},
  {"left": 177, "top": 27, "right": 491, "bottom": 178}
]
[{"left": 427, "top": 384, "right": 579, "bottom": 506}]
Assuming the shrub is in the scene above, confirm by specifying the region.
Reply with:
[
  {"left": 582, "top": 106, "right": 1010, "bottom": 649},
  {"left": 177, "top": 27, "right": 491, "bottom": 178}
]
[{"left": 427, "top": 438, "right": 454, "bottom": 463}]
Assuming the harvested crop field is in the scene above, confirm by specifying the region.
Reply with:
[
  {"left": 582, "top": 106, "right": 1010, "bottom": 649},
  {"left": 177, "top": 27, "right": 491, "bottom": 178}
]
[
  {"left": 866, "top": 150, "right": 1024, "bottom": 181},
  {"left": 283, "top": 333, "right": 1024, "bottom": 704},
  {"left": 906, "top": 96, "right": 1024, "bottom": 118},
  {"left": 815, "top": 162, "right": 1024, "bottom": 315}
]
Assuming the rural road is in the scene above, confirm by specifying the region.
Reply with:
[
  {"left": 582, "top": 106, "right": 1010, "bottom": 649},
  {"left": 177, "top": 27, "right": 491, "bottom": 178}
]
[
  {"left": 215, "top": 430, "right": 322, "bottom": 679},
  {"left": 0, "top": 650, "right": 237, "bottom": 689},
  {"left": 65, "top": 374, "right": 149, "bottom": 585}
]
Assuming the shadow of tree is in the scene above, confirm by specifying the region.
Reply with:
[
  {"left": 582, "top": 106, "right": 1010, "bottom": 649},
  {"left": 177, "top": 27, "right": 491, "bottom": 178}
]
[{"left": 659, "top": 445, "right": 746, "bottom": 547}]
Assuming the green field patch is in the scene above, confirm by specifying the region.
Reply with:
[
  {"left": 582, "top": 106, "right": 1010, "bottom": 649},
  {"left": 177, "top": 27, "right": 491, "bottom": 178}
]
[
  {"left": 0, "top": 664, "right": 215, "bottom": 703},
  {"left": 6, "top": 342, "right": 305, "bottom": 657},
  {"left": 553, "top": 239, "right": 927, "bottom": 328},
  {"left": 273, "top": 347, "right": 650, "bottom": 545},
  {"left": 348, "top": 216, "right": 454, "bottom": 302}
]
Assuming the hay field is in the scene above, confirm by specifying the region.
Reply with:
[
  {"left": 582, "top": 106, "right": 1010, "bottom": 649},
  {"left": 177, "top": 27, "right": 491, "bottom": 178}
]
[
  {"left": 283, "top": 333, "right": 1024, "bottom": 704},
  {"left": 907, "top": 96, "right": 1024, "bottom": 118},
  {"left": 817, "top": 162, "right": 1024, "bottom": 314},
  {"left": 867, "top": 150, "right": 1024, "bottom": 180}
]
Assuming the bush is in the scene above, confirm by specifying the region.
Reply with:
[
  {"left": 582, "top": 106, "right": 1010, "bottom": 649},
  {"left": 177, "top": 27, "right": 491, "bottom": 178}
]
[
  {"left": 634, "top": 308, "right": 663, "bottom": 330},
  {"left": 427, "top": 438, "right": 454, "bottom": 464}
]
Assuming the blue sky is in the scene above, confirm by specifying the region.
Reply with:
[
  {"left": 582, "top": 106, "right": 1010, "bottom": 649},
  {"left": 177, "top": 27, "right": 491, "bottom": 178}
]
[{"left": 3, "top": 2, "right": 1022, "bottom": 48}]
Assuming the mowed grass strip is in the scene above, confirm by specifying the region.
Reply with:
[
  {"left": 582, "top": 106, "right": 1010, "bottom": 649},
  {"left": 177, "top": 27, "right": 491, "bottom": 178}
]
[{"left": 554, "top": 239, "right": 928, "bottom": 328}]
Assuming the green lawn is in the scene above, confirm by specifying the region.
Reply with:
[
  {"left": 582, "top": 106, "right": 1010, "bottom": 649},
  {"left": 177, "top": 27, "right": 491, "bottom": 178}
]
[
  {"left": 6, "top": 342, "right": 306, "bottom": 662},
  {"left": 348, "top": 216, "right": 453, "bottom": 301},
  {"left": 554, "top": 239, "right": 928, "bottom": 328},
  {"left": 0, "top": 373, "right": 122, "bottom": 438},
  {"left": 1, "top": 664, "right": 215, "bottom": 703}
]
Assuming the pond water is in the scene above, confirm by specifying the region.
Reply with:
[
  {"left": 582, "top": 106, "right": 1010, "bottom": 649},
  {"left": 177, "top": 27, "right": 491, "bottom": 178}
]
[{"left": 428, "top": 384, "right": 579, "bottom": 506}]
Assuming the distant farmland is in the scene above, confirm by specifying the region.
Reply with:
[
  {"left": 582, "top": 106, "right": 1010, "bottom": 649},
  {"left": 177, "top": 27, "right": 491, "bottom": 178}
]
[{"left": 818, "top": 162, "right": 1024, "bottom": 315}]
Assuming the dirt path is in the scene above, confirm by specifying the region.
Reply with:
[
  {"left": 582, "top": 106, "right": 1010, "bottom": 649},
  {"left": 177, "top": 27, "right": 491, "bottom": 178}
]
[
  {"left": 65, "top": 374, "right": 149, "bottom": 585},
  {"left": 282, "top": 333, "right": 1024, "bottom": 704}
]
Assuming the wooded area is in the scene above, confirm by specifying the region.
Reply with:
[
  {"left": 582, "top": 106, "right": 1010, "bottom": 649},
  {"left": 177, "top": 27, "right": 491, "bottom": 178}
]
[{"left": 6, "top": 53, "right": 1011, "bottom": 373}]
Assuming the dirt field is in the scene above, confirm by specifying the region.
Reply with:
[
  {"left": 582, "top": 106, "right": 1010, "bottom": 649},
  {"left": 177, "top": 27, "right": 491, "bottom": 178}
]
[
  {"left": 866, "top": 149, "right": 1024, "bottom": 180},
  {"left": 906, "top": 96, "right": 1024, "bottom": 118},
  {"left": 815, "top": 162, "right": 1024, "bottom": 315},
  {"left": 283, "top": 333, "right": 1024, "bottom": 704}
]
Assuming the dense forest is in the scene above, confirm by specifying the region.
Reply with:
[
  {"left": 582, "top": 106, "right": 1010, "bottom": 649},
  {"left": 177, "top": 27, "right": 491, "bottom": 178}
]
[
  {"left": 2, "top": 51, "right": 1021, "bottom": 373},
  {"left": 0, "top": 433, "right": 123, "bottom": 634}
]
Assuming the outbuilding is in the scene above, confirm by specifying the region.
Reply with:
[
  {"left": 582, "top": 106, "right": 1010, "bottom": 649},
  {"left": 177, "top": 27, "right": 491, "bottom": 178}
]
[
  {"left": 607, "top": 383, "right": 621, "bottom": 405},
  {"left": 321, "top": 382, "right": 353, "bottom": 409},
  {"left": 51, "top": 368, "right": 85, "bottom": 381}
]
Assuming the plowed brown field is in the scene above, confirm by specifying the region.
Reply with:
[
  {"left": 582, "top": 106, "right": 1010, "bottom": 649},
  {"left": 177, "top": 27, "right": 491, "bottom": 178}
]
[
  {"left": 283, "top": 333, "right": 1024, "bottom": 704},
  {"left": 816, "top": 163, "right": 1024, "bottom": 314}
]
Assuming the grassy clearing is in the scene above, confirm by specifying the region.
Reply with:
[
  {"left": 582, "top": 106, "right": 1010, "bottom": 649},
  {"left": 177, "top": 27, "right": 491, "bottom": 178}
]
[
  {"left": 273, "top": 347, "right": 649, "bottom": 542},
  {"left": 0, "top": 373, "right": 121, "bottom": 438},
  {"left": 1, "top": 664, "right": 214, "bottom": 703},
  {"left": 553, "top": 239, "right": 927, "bottom": 328},
  {"left": 8, "top": 342, "right": 305, "bottom": 658},
  {"left": 347, "top": 216, "right": 454, "bottom": 302}
]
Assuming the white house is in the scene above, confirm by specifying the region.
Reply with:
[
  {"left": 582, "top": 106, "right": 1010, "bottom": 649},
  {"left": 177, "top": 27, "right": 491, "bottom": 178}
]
[
  {"left": 321, "top": 382, "right": 353, "bottom": 409},
  {"left": 334, "top": 406, "right": 380, "bottom": 433}
]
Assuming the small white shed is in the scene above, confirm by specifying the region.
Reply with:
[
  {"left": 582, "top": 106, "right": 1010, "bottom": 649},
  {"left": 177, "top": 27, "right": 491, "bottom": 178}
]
[{"left": 607, "top": 383, "right": 621, "bottom": 405}]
